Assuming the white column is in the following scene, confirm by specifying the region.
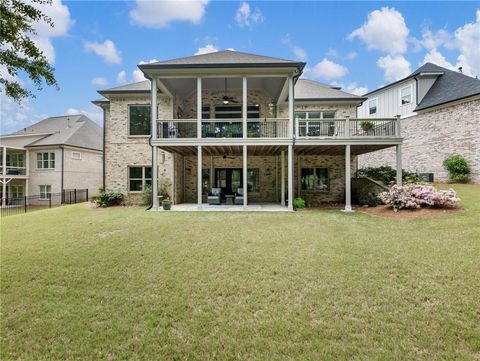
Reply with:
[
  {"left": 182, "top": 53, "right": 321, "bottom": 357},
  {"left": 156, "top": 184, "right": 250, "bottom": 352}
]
[
  {"left": 197, "top": 77, "right": 202, "bottom": 139},
  {"left": 151, "top": 78, "right": 159, "bottom": 209},
  {"left": 242, "top": 76, "right": 247, "bottom": 139},
  {"left": 287, "top": 145, "right": 294, "bottom": 210},
  {"left": 280, "top": 150, "right": 285, "bottom": 206},
  {"left": 344, "top": 144, "right": 352, "bottom": 212},
  {"left": 288, "top": 76, "right": 294, "bottom": 138},
  {"left": 396, "top": 144, "right": 403, "bottom": 186},
  {"left": 243, "top": 145, "right": 248, "bottom": 207},
  {"left": 25, "top": 149, "right": 29, "bottom": 176},
  {"left": 395, "top": 115, "right": 401, "bottom": 137},
  {"left": 2, "top": 146, "right": 6, "bottom": 176},
  {"left": 197, "top": 146, "right": 202, "bottom": 207},
  {"left": 1, "top": 181, "right": 5, "bottom": 207}
]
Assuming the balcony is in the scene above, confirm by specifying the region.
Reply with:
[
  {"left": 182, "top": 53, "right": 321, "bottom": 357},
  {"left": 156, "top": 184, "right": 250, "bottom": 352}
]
[
  {"left": 157, "top": 118, "right": 289, "bottom": 139},
  {"left": 2, "top": 166, "right": 27, "bottom": 176}
]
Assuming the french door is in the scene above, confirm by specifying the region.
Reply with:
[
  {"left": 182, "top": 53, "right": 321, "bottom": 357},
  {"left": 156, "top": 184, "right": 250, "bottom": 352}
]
[{"left": 215, "top": 168, "right": 242, "bottom": 196}]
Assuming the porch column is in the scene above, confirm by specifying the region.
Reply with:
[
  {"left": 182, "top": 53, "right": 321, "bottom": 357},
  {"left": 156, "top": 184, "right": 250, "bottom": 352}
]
[
  {"left": 2, "top": 146, "right": 6, "bottom": 176},
  {"left": 197, "top": 77, "right": 202, "bottom": 139},
  {"left": 288, "top": 76, "right": 294, "bottom": 138},
  {"left": 243, "top": 145, "right": 248, "bottom": 207},
  {"left": 242, "top": 76, "right": 247, "bottom": 139},
  {"left": 280, "top": 150, "right": 285, "bottom": 206},
  {"left": 1, "top": 181, "right": 5, "bottom": 207},
  {"left": 197, "top": 145, "right": 202, "bottom": 207},
  {"left": 396, "top": 144, "right": 403, "bottom": 186},
  {"left": 151, "top": 77, "right": 159, "bottom": 209},
  {"left": 287, "top": 145, "right": 293, "bottom": 210},
  {"left": 344, "top": 144, "right": 352, "bottom": 212}
]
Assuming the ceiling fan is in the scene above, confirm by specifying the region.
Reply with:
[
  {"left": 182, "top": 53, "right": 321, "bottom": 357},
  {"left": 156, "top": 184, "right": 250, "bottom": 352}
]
[
  {"left": 222, "top": 154, "right": 235, "bottom": 159},
  {"left": 222, "top": 78, "right": 238, "bottom": 104}
]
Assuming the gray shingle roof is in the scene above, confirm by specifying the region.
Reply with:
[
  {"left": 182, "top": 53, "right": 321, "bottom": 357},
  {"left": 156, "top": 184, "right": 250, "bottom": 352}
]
[
  {"left": 295, "top": 79, "right": 365, "bottom": 101},
  {"left": 139, "top": 50, "right": 305, "bottom": 70},
  {"left": 98, "top": 80, "right": 150, "bottom": 96},
  {"left": 9, "top": 115, "right": 102, "bottom": 151},
  {"left": 414, "top": 65, "right": 480, "bottom": 111}
]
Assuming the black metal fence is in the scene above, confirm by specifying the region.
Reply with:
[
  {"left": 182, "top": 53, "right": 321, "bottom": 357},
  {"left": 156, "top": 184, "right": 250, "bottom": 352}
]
[{"left": 0, "top": 189, "right": 88, "bottom": 217}]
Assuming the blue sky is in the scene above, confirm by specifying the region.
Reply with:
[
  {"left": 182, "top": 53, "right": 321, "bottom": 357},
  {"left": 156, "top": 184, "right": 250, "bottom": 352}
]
[{"left": 1, "top": 1, "right": 479, "bottom": 134}]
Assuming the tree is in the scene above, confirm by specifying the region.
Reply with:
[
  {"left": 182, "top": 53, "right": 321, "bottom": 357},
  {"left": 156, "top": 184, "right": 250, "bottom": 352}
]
[{"left": 0, "top": 0, "right": 58, "bottom": 102}]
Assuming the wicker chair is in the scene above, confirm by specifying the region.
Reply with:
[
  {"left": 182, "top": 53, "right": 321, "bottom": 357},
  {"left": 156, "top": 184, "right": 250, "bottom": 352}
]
[
  {"left": 207, "top": 188, "right": 222, "bottom": 205},
  {"left": 234, "top": 188, "right": 244, "bottom": 205}
]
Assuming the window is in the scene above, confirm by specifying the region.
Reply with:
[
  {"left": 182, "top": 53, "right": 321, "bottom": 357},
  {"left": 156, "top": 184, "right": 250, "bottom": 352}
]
[
  {"left": 368, "top": 99, "right": 378, "bottom": 115},
  {"left": 39, "top": 185, "right": 52, "bottom": 200},
  {"left": 11, "top": 185, "right": 23, "bottom": 199},
  {"left": 129, "top": 105, "right": 151, "bottom": 136},
  {"left": 400, "top": 85, "right": 412, "bottom": 105},
  {"left": 301, "top": 168, "right": 329, "bottom": 192},
  {"left": 37, "top": 152, "right": 55, "bottom": 169},
  {"left": 128, "top": 166, "right": 152, "bottom": 192},
  {"left": 247, "top": 168, "right": 260, "bottom": 192},
  {"left": 72, "top": 151, "right": 82, "bottom": 160},
  {"left": 7, "top": 154, "right": 24, "bottom": 167},
  {"left": 295, "top": 111, "right": 336, "bottom": 137}
]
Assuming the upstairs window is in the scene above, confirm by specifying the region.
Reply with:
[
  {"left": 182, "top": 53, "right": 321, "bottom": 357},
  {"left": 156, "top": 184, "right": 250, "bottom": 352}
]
[
  {"left": 368, "top": 99, "right": 378, "bottom": 115},
  {"left": 129, "top": 105, "right": 151, "bottom": 136},
  {"left": 7, "top": 154, "right": 24, "bottom": 167},
  {"left": 400, "top": 85, "right": 412, "bottom": 105},
  {"left": 37, "top": 152, "right": 55, "bottom": 169}
]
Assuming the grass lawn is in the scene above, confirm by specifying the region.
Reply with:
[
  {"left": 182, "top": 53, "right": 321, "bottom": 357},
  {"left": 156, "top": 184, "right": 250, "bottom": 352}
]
[{"left": 1, "top": 184, "right": 479, "bottom": 360}]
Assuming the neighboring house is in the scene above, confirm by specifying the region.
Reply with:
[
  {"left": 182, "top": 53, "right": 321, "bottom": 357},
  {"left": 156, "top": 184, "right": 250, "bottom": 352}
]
[
  {"left": 94, "top": 50, "right": 403, "bottom": 210},
  {"left": 0, "top": 115, "right": 103, "bottom": 205},
  {"left": 358, "top": 63, "right": 480, "bottom": 182}
]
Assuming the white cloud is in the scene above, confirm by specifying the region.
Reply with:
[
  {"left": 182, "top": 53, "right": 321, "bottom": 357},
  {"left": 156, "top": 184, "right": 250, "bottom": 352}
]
[
  {"left": 84, "top": 40, "right": 122, "bottom": 64},
  {"left": 0, "top": 97, "right": 47, "bottom": 134},
  {"left": 411, "top": 28, "right": 455, "bottom": 52},
  {"left": 66, "top": 106, "right": 103, "bottom": 125},
  {"left": 377, "top": 55, "right": 411, "bottom": 82},
  {"left": 235, "top": 2, "right": 264, "bottom": 28},
  {"left": 281, "top": 35, "right": 308, "bottom": 61},
  {"left": 422, "top": 49, "right": 456, "bottom": 70},
  {"left": 348, "top": 7, "right": 409, "bottom": 54},
  {"left": 455, "top": 9, "right": 480, "bottom": 77},
  {"left": 344, "top": 83, "right": 369, "bottom": 96},
  {"left": 195, "top": 44, "right": 219, "bottom": 55},
  {"left": 116, "top": 70, "right": 126, "bottom": 84},
  {"left": 30, "top": 0, "right": 74, "bottom": 63},
  {"left": 346, "top": 51, "right": 358, "bottom": 60},
  {"left": 91, "top": 77, "right": 107, "bottom": 86},
  {"left": 326, "top": 49, "right": 357, "bottom": 61},
  {"left": 132, "top": 69, "right": 146, "bottom": 83},
  {"left": 130, "top": 0, "right": 209, "bottom": 29},
  {"left": 312, "top": 58, "right": 348, "bottom": 81}
]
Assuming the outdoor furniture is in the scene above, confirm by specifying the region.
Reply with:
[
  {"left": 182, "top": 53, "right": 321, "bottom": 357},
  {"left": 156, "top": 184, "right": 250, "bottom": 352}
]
[
  {"left": 225, "top": 194, "right": 235, "bottom": 205},
  {"left": 207, "top": 188, "right": 221, "bottom": 205},
  {"left": 234, "top": 188, "right": 244, "bottom": 205}
]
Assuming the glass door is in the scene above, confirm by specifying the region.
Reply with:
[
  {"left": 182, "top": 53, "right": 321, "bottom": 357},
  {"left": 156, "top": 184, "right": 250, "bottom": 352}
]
[{"left": 215, "top": 168, "right": 243, "bottom": 196}]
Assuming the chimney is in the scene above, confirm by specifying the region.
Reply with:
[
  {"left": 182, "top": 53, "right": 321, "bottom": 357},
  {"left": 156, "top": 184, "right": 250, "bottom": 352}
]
[{"left": 458, "top": 67, "right": 463, "bottom": 73}]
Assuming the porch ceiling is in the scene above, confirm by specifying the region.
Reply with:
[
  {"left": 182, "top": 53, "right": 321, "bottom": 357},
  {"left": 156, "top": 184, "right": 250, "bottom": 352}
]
[
  {"left": 295, "top": 144, "right": 396, "bottom": 156},
  {"left": 159, "top": 145, "right": 288, "bottom": 156}
]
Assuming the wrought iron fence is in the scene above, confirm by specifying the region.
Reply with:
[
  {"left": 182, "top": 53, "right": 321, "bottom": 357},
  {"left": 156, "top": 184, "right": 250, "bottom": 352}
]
[{"left": 0, "top": 189, "right": 88, "bottom": 217}]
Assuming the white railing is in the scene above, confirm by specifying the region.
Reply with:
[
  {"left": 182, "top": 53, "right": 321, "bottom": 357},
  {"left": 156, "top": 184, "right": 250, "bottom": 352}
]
[
  {"left": 1, "top": 166, "right": 27, "bottom": 176},
  {"left": 156, "top": 118, "right": 289, "bottom": 139},
  {"left": 295, "top": 118, "right": 399, "bottom": 138}
]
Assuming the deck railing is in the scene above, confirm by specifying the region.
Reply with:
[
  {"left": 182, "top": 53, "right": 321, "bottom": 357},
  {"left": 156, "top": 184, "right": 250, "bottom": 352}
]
[
  {"left": 1, "top": 166, "right": 27, "bottom": 176},
  {"left": 295, "top": 118, "right": 399, "bottom": 138},
  {"left": 157, "top": 118, "right": 289, "bottom": 139}
]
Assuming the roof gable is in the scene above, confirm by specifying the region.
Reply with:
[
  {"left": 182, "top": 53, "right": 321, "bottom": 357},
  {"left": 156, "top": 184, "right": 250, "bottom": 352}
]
[{"left": 295, "top": 79, "right": 365, "bottom": 101}]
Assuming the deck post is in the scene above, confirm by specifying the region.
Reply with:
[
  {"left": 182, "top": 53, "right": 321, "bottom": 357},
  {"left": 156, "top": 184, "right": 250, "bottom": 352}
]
[
  {"left": 197, "top": 77, "right": 202, "bottom": 139},
  {"left": 344, "top": 144, "right": 353, "bottom": 212},
  {"left": 280, "top": 150, "right": 285, "bottom": 206},
  {"left": 197, "top": 145, "right": 202, "bottom": 208},
  {"left": 396, "top": 144, "right": 403, "bottom": 186},
  {"left": 395, "top": 114, "right": 401, "bottom": 137},
  {"left": 288, "top": 76, "right": 294, "bottom": 138},
  {"left": 287, "top": 145, "right": 293, "bottom": 210},
  {"left": 242, "top": 76, "right": 247, "bottom": 139},
  {"left": 151, "top": 77, "right": 159, "bottom": 210},
  {"left": 243, "top": 145, "right": 248, "bottom": 207},
  {"left": 345, "top": 116, "right": 350, "bottom": 137},
  {"left": 2, "top": 146, "right": 5, "bottom": 176}
]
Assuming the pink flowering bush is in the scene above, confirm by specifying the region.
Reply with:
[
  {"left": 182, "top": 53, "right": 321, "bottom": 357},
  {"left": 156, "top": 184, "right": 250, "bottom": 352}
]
[{"left": 379, "top": 184, "right": 460, "bottom": 212}]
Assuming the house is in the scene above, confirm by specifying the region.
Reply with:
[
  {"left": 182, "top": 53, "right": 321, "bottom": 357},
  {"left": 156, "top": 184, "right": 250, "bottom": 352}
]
[
  {"left": 357, "top": 63, "right": 480, "bottom": 182},
  {"left": 94, "top": 50, "right": 403, "bottom": 211},
  {"left": 0, "top": 115, "right": 103, "bottom": 205}
]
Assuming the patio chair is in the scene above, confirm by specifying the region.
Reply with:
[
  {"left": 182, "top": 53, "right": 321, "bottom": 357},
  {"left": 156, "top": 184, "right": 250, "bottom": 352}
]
[
  {"left": 207, "top": 188, "right": 222, "bottom": 205},
  {"left": 234, "top": 188, "right": 244, "bottom": 205}
]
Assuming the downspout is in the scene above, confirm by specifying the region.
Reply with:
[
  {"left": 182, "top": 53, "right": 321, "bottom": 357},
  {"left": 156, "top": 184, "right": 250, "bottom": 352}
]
[
  {"left": 146, "top": 133, "right": 153, "bottom": 211},
  {"left": 414, "top": 76, "right": 419, "bottom": 105},
  {"left": 102, "top": 105, "right": 106, "bottom": 191}
]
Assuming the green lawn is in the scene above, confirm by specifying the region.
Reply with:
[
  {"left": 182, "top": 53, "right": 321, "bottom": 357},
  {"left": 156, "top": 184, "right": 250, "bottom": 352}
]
[{"left": 1, "top": 184, "right": 479, "bottom": 360}]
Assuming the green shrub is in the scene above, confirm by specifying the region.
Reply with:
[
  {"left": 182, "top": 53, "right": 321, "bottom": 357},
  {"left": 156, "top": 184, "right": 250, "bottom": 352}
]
[
  {"left": 92, "top": 191, "right": 123, "bottom": 207},
  {"left": 293, "top": 197, "right": 306, "bottom": 209},
  {"left": 443, "top": 154, "right": 470, "bottom": 183},
  {"left": 358, "top": 166, "right": 422, "bottom": 185},
  {"left": 141, "top": 184, "right": 152, "bottom": 206}
]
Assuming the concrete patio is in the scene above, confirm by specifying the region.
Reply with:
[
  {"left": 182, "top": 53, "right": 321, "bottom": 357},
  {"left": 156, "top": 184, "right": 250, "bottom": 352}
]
[{"left": 152, "top": 203, "right": 292, "bottom": 212}]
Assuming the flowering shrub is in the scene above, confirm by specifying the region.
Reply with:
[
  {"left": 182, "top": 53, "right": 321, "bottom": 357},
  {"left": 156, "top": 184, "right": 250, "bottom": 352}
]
[{"left": 379, "top": 184, "right": 460, "bottom": 212}]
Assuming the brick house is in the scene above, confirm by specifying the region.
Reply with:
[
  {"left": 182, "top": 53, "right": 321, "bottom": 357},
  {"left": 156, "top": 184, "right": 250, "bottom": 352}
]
[
  {"left": 94, "top": 50, "right": 403, "bottom": 210},
  {"left": 0, "top": 115, "right": 103, "bottom": 205},
  {"left": 357, "top": 63, "right": 480, "bottom": 182}
]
